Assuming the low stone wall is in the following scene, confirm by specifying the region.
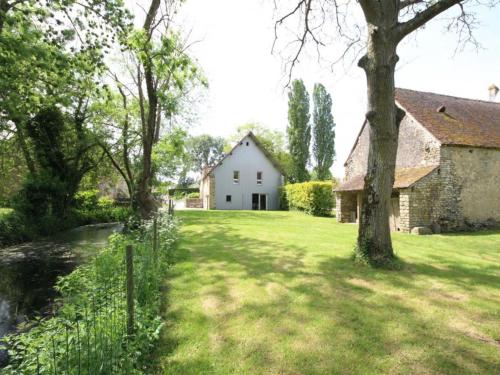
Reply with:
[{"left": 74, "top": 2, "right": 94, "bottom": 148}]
[
  {"left": 336, "top": 192, "right": 357, "bottom": 222},
  {"left": 185, "top": 198, "right": 203, "bottom": 208}
]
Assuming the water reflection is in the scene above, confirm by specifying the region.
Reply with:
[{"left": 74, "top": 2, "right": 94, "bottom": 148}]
[{"left": 0, "top": 223, "right": 122, "bottom": 364}]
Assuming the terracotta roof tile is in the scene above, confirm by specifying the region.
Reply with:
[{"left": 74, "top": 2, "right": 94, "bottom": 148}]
[
  {"left": 396, "top": 88, "right": 500, "bottom": 149},
  {"left": 336, "top": 166, "right": 438, "bottom": 192}
]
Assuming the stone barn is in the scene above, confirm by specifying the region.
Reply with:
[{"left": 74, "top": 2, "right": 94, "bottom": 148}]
[{"left": 336, "top": 88, "right": 500, "bottom": 233}]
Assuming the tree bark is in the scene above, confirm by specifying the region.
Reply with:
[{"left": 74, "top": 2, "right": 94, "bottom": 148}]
[
  {"left": 355, "top": 23, "right": 402, "bottom": 265},
  {"left": 14, "top": 120, "right": 36, "bottom": 175},
  {"left": 135, "top": 0, "right": 161, "bottom": 218}
]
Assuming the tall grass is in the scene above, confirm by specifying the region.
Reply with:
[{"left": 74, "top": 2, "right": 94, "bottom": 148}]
[{"left": 2, "top": 208, "right": 178, "bottom": 374}]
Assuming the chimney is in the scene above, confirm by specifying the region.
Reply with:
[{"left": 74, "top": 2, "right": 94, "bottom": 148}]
[{"left": 488, "top": 84, "right": 499, "bottom": 101}]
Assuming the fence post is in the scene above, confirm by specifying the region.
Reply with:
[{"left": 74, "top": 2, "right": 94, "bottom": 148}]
[
  {"left": 153, "top": 217, "right": 158, "bottom": 252},
  {"left": 126, "top": 245, "right": 134, "bottom": 336},
  {"left": 168, "top": 199, "right": 174, "bottom": 216}
]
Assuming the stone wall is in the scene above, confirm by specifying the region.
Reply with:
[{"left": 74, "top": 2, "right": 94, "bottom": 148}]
[
  {"left": 399, "top": 169, "right": 445, "bottom": 232},
  {"left": 336, "top": 192, "right": 357, "bottom": 222},
  {"left": 398, "top": 145, "right": 500, "bottom": 232},
  {"left": 200, "top": 173, "right": 216, "bottom": 209},
  {"left": 395, "top": 115, "right": 441, "bottom": 168},
  {"left": 344, "top": 122, "right": 369, "bottom": 180},
  {"left": 399, "top": 191, "right": 411, "bottom": 232},
  {"left": 442, "top": 146, "right": 500, "bottom": 224},
  {"left": 344, "top": 114, "right": 440, "bottom": 181},
  {"left": 185, "top": 198, "right": 203, "bottom": 208},
  {"left": 208, "top": 174, "right": 215, "bottom": 209}
]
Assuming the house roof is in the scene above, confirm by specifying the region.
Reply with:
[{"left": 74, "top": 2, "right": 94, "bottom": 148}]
[
  {"left": 396, "top": 88, "right": 500, "bottom": 149},
  {"left": 336, "top": 166, "right": 438, "bottom": 192},
  {"left": 201, "top": 131, "right": 285, "bottom": 180}
]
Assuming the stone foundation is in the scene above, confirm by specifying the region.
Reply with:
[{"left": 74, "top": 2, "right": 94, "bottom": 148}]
[
  {"left": 336, "top": 192, "right": 357, "bottom": 223},
  {"left": 186, "top": 198, "right": 203, "bottom": 208}
]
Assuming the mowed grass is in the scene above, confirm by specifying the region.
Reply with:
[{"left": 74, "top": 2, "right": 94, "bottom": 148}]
[{"left": 154, "top": 210, "right": 500, "bottom": 375}]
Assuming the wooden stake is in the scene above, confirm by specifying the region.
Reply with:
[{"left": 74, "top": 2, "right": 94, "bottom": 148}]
[{"left": 126, "top": 245, "right": 134, "bottom": 336}]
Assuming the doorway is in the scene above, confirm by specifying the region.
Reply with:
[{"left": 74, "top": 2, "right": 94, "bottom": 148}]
[
  {"left": 390, "top": 193, "right": 401, "bottom": 231},
  {"left": 252, "top": 194, "right": 267, "bottom": 210}
]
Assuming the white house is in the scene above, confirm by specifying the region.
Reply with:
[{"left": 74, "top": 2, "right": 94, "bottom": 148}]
[{"left": 200, "top": 132, "right": 285, "bottom": 210}]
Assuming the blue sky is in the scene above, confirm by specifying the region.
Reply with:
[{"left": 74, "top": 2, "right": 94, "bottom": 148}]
[{"left": 129, "top": 0, "right": 500, "bottom": 177}]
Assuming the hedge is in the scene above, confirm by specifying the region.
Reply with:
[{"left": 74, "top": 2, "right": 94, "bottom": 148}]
[
  {"left": 280, "top": 181, "right": 335, "bottom": 216},
  {"left": 0, "top": 192, "right": 131, "bottom": 248}
]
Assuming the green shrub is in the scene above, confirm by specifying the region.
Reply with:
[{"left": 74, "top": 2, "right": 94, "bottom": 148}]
[
  {"left": 97, "top": 196, "right": 114, "bottom": 209},
  {"left": 74, "top": 191, "right": 131, "bottom": 225},
  {"left": 3, "top": 209, "right": 179, "bottom": 374},
  {"left": 186, "top": 192, "right": 200, "bottom": 199},
  {"left": 1, "top": 188, "right": 130, "bottom": 247},
  {"left": 0, "top": 207, "right": 13, "bottom": 219},
  {"left": 172, "top": 191, "right": 185, "bottom": 200},
  {"left": 278, "top": 186, "right": 288, "bottom": 210},
  {"left": 74, "top": 190, "right": 100, "bottom": 210},
  {"left": 0, "top": 210, "right": 32, "bottom": 247},
  {"left": 282, "top": 181, "right": 334, "bottom": 216},
  {"left": 13, "top": 173, "right": 71, "bottom": 222}
]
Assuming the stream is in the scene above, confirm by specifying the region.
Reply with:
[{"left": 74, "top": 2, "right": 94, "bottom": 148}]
[{"left": 0, "top": 223, "right": 122, "bottom": 366}]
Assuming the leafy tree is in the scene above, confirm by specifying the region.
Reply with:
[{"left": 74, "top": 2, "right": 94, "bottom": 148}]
[
  {"left": 0, "top": 135, "right": 26, "bottom": 203},
  {"left": 115, "top": 0, "right": 205, "bottom": 218},
  {"left": 275, "top": 0, "right": 497, "bottom": 266},
  {"left": 177, "top": 175, "right": 196, "bottom": 189},
  {"left": 186, "top": 134, "right": 225, "bottom": 175},
  {"left": 287, "top": 79, "right": 311, "bottom": 182},
  {"left": 0, "top": 0, "right": 130, "bottom": 175},
  {"left": 152, "top": 126, "right": 188, "bottom": 185},
  {"left": 312, "top": 83, "right": 335, "bottom": 180},
  {"left": 15, "top": 106, "right": 101, "bottom": 228}
]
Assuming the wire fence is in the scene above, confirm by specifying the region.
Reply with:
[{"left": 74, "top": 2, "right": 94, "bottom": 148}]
[{"left": 3, "top": 207, "right": 177, "bottom": 375}]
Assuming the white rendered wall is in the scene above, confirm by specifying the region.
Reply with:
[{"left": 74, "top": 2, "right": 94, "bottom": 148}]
[{"left": 213, "top": 135, "right": 283, "bottom": 210}]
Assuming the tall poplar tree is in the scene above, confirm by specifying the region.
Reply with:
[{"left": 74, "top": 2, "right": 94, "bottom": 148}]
[
  {"left": 312, "top": 83, "right": 335, "bottom": 180},
  {"left": 287, "top": 79, "right": 310, "bottom": 182}
]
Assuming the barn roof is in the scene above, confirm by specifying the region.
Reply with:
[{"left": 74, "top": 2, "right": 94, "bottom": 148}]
[
  {"left": 336, "top": 166, "right": 438, "bottom": 192},
  {"left": 396, "top": 88, "right": 500, "bottom": 149}
]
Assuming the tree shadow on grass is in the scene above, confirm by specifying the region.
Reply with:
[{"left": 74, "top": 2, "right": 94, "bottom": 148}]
[{"left": 156, "top": 216, "right": 500, "bottom": 374}]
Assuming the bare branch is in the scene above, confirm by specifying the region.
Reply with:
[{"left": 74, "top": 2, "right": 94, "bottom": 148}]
[
  {"left": 143, "top": 0, "right": 161, "bottom": 35},
  {"left": 274, "top": 0, "right": 328, "bottom": 86},
  {"left": 272, "top": 0, "right": 306, "bottom": 54},
  {"left": 398, "top": 0, "right": 424, "bottom": 10},
  {"left": 397, "top": 0, "right": 462, "bottom": 40}
]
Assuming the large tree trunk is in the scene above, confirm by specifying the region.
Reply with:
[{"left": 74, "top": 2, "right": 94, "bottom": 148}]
[
  {"left": 355, "top": 25, "right": 403, "bottom": 266},
  {"left": 136, "top": 137, "right": 156, "bottom": 218}
]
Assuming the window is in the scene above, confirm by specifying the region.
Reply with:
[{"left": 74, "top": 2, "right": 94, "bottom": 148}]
[
  {"left": 226, "top": 195, "right": 232, "bottom": 202},
  {"left": 233, "top": 170, "right": 239, "bottom": 184},
  {"left": 246, "top": 141, "right": 249, "bottom": 146},
  {"left": 257, "top": 171, "right": 263, "bottom": 185}
]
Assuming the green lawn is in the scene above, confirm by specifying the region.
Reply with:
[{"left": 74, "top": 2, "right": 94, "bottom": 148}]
[{"left": 154, "top": 210, "right": 500, "bottom": 375}]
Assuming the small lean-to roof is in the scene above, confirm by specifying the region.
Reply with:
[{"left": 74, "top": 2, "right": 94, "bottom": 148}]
[
  {"left": 396, "top": 88, "right": 500, "bottom": 149},
  {"left": 201, "top": 131, "right": 285, "bottom": 181},
  {"left": 336, "top": 166, "right": 438, "bottom": 192}
]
